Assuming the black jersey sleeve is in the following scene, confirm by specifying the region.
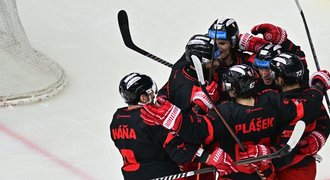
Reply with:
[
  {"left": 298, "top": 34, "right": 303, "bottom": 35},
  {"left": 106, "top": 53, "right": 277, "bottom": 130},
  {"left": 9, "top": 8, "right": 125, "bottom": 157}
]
[
  {"left": 156, "top": 127, "right": 205, "bottom": 164},
  {"left": 299, "top": 88, "right": 324, "bottom": 123},
  {"left": 177, "top": 109, "right": 215, "bottom": 145},
  {"left": 281, "top": 38, "right": 306, "bottom": 62},
  {"left": 157, "top": 54, "right": 190, "bottom": 100}
]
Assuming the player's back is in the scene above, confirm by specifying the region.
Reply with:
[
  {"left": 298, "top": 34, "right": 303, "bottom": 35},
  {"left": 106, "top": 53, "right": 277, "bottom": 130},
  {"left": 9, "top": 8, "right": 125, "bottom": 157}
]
[{"left": 110, "top": 107, "right": 180, "bottom": 180}]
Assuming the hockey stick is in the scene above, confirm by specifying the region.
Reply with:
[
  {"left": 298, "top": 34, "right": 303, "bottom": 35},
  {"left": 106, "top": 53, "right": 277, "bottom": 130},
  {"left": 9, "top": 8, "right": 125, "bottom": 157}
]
[
  {"left": 151, "top": 120, "right": 306, "bottom": 180},
  {"left": 189, "top": 55, "right": 218, "bottom": 180},
  {"left": 208, "top": 26, "right": 218, "bottom": 82},
  {"left": 191, "top": 55, "right": 245, "bottom": 151},
  {"left": 150, "top": 167, "right": 216, "bottom": 180},
  {"left": 294, "top": 0, "right": 330, "bottom": 112},
  {"left": 117, "top": 10, "right": 173, "bottom": 68}
]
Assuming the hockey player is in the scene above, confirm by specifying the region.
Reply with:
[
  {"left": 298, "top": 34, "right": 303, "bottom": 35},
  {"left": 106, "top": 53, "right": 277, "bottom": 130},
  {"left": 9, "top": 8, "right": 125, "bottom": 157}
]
[
  {"left": 251, "top": 42, "right": 308, "bottom": 92},
  {"left": 269, "top": 53, "right": 330, "bottom": 180},
  {"left": 245, "top": 25, "right": 328, "bottom": 179},
  {"left": 157, "top": 34, "right": 221, "bottom": 110},
  {"left": 208, "top": 20, "right": 304, "bottom": 77},
  {"left": 159, "top": 19, "right": 275, "bottom": 103},
  {"left": 207, "top": 18, "right": 270, "bottom": 101},
  {"left": 110, "top": 72, "right": 237, "bottom": 180},
  {"left": 207, "top": 18, "right": 255, "bottom": 69},
  {"left": 140, "top": 64, "right": 330, "bottom": 179},
  {"left": 252, "top": 43, "right": 282, "bottom": 91},
  {"left": 245, "top": 25, "right": 309, "bottom": 92},
  {"left": 156, "top": 34, "right": 223, "bottom": 180}
]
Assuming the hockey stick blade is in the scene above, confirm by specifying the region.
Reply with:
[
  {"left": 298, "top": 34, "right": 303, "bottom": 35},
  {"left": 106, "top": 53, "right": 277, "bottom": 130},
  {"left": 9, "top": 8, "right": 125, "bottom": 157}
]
[
  {"left": 286, "top": 120, "right": 305, "bottom": 151},
  {"left": 150, "top": 167, "right": 215, "bottom": 180},
  {"left": 117, "top": 10, "right": 173, "bottom": 68},
  {"left": 235, "top": 120, "right": 306, "bottom": 165},
  {"left": 118, "top": 10, "right": 133, "bottom": 48},
  {"left": 191, "top": 55, "right": 205, "bottom": 85}
]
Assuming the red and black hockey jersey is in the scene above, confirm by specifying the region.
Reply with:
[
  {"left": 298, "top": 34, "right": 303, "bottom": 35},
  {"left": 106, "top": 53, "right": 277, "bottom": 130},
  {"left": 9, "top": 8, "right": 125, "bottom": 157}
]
[
  {"left": 274, "top": 87, "right": 330, "bottom": 170},
  {"left": 178, "top": 88, "right": 324, "bottom": 179},
  {"left": 110, "top": 106, "right": 203, "bottom": 180}
]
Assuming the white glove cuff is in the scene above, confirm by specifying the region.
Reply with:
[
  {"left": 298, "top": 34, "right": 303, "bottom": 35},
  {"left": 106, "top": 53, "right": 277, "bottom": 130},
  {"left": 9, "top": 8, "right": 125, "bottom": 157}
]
[
  {"left": 162, "top": 105, "right": 181, "bottom": 130},
  {"left": 192, "top": 92, "right": 213, "bottom": 109}
]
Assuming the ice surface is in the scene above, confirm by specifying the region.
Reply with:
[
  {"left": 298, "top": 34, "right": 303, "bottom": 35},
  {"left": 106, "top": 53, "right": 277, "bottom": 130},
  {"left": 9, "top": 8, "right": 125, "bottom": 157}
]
[{"left": 0, "top": 0, "right": 329, "bottom": 179}]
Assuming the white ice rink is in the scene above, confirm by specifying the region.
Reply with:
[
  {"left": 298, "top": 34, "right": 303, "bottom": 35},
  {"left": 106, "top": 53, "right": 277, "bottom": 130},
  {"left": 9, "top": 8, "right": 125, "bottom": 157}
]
[{"left": 0, "top": 0, "right": 330, "bottom": 179}]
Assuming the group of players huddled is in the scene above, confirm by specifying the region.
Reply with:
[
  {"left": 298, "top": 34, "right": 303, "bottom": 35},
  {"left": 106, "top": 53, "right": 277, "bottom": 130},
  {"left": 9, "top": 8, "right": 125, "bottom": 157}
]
[{"left": 110, "top": 18, "right": 330, "bottom": 180}]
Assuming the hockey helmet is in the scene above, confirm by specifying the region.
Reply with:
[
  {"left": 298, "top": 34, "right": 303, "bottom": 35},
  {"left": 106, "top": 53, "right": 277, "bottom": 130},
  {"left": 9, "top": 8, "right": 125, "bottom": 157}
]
[
  {"left": 254, "top": 43, "right": 282, "bottom": 69},
  {"left": 207, "top": 18, "right": 239, "bottom": 45},
  {"left": 269, "top": 52, "right": 304, "bottom": 84},
  {"left": 222, "top": 64, "right": 257, "bottom": 96},
  {"left": 185, "top": 34, "right": 217, "bottom": 64},
  {"left": 119, "top": 73, "right": 158, "bottom": 105}
]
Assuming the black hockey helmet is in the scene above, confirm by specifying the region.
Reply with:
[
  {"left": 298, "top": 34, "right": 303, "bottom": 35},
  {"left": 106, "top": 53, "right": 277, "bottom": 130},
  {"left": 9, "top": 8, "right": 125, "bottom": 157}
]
[
  {"left": 185, "top": 34, "right": 217, "bottom": 64},
  {"left": 254, "top": 43, "right": 282, "bottom": 69},
  {"left": 207, "top": 18, "right": 239, "bottom": 45},
  {"left": 119, "top": 73, "right": 158, "bottom": 105},
  {"left": 269, "top": 52, "right": 304, "bottom": 84},
  {"left": 222, "top": 64, "right": 257, "bottom": 97}
]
